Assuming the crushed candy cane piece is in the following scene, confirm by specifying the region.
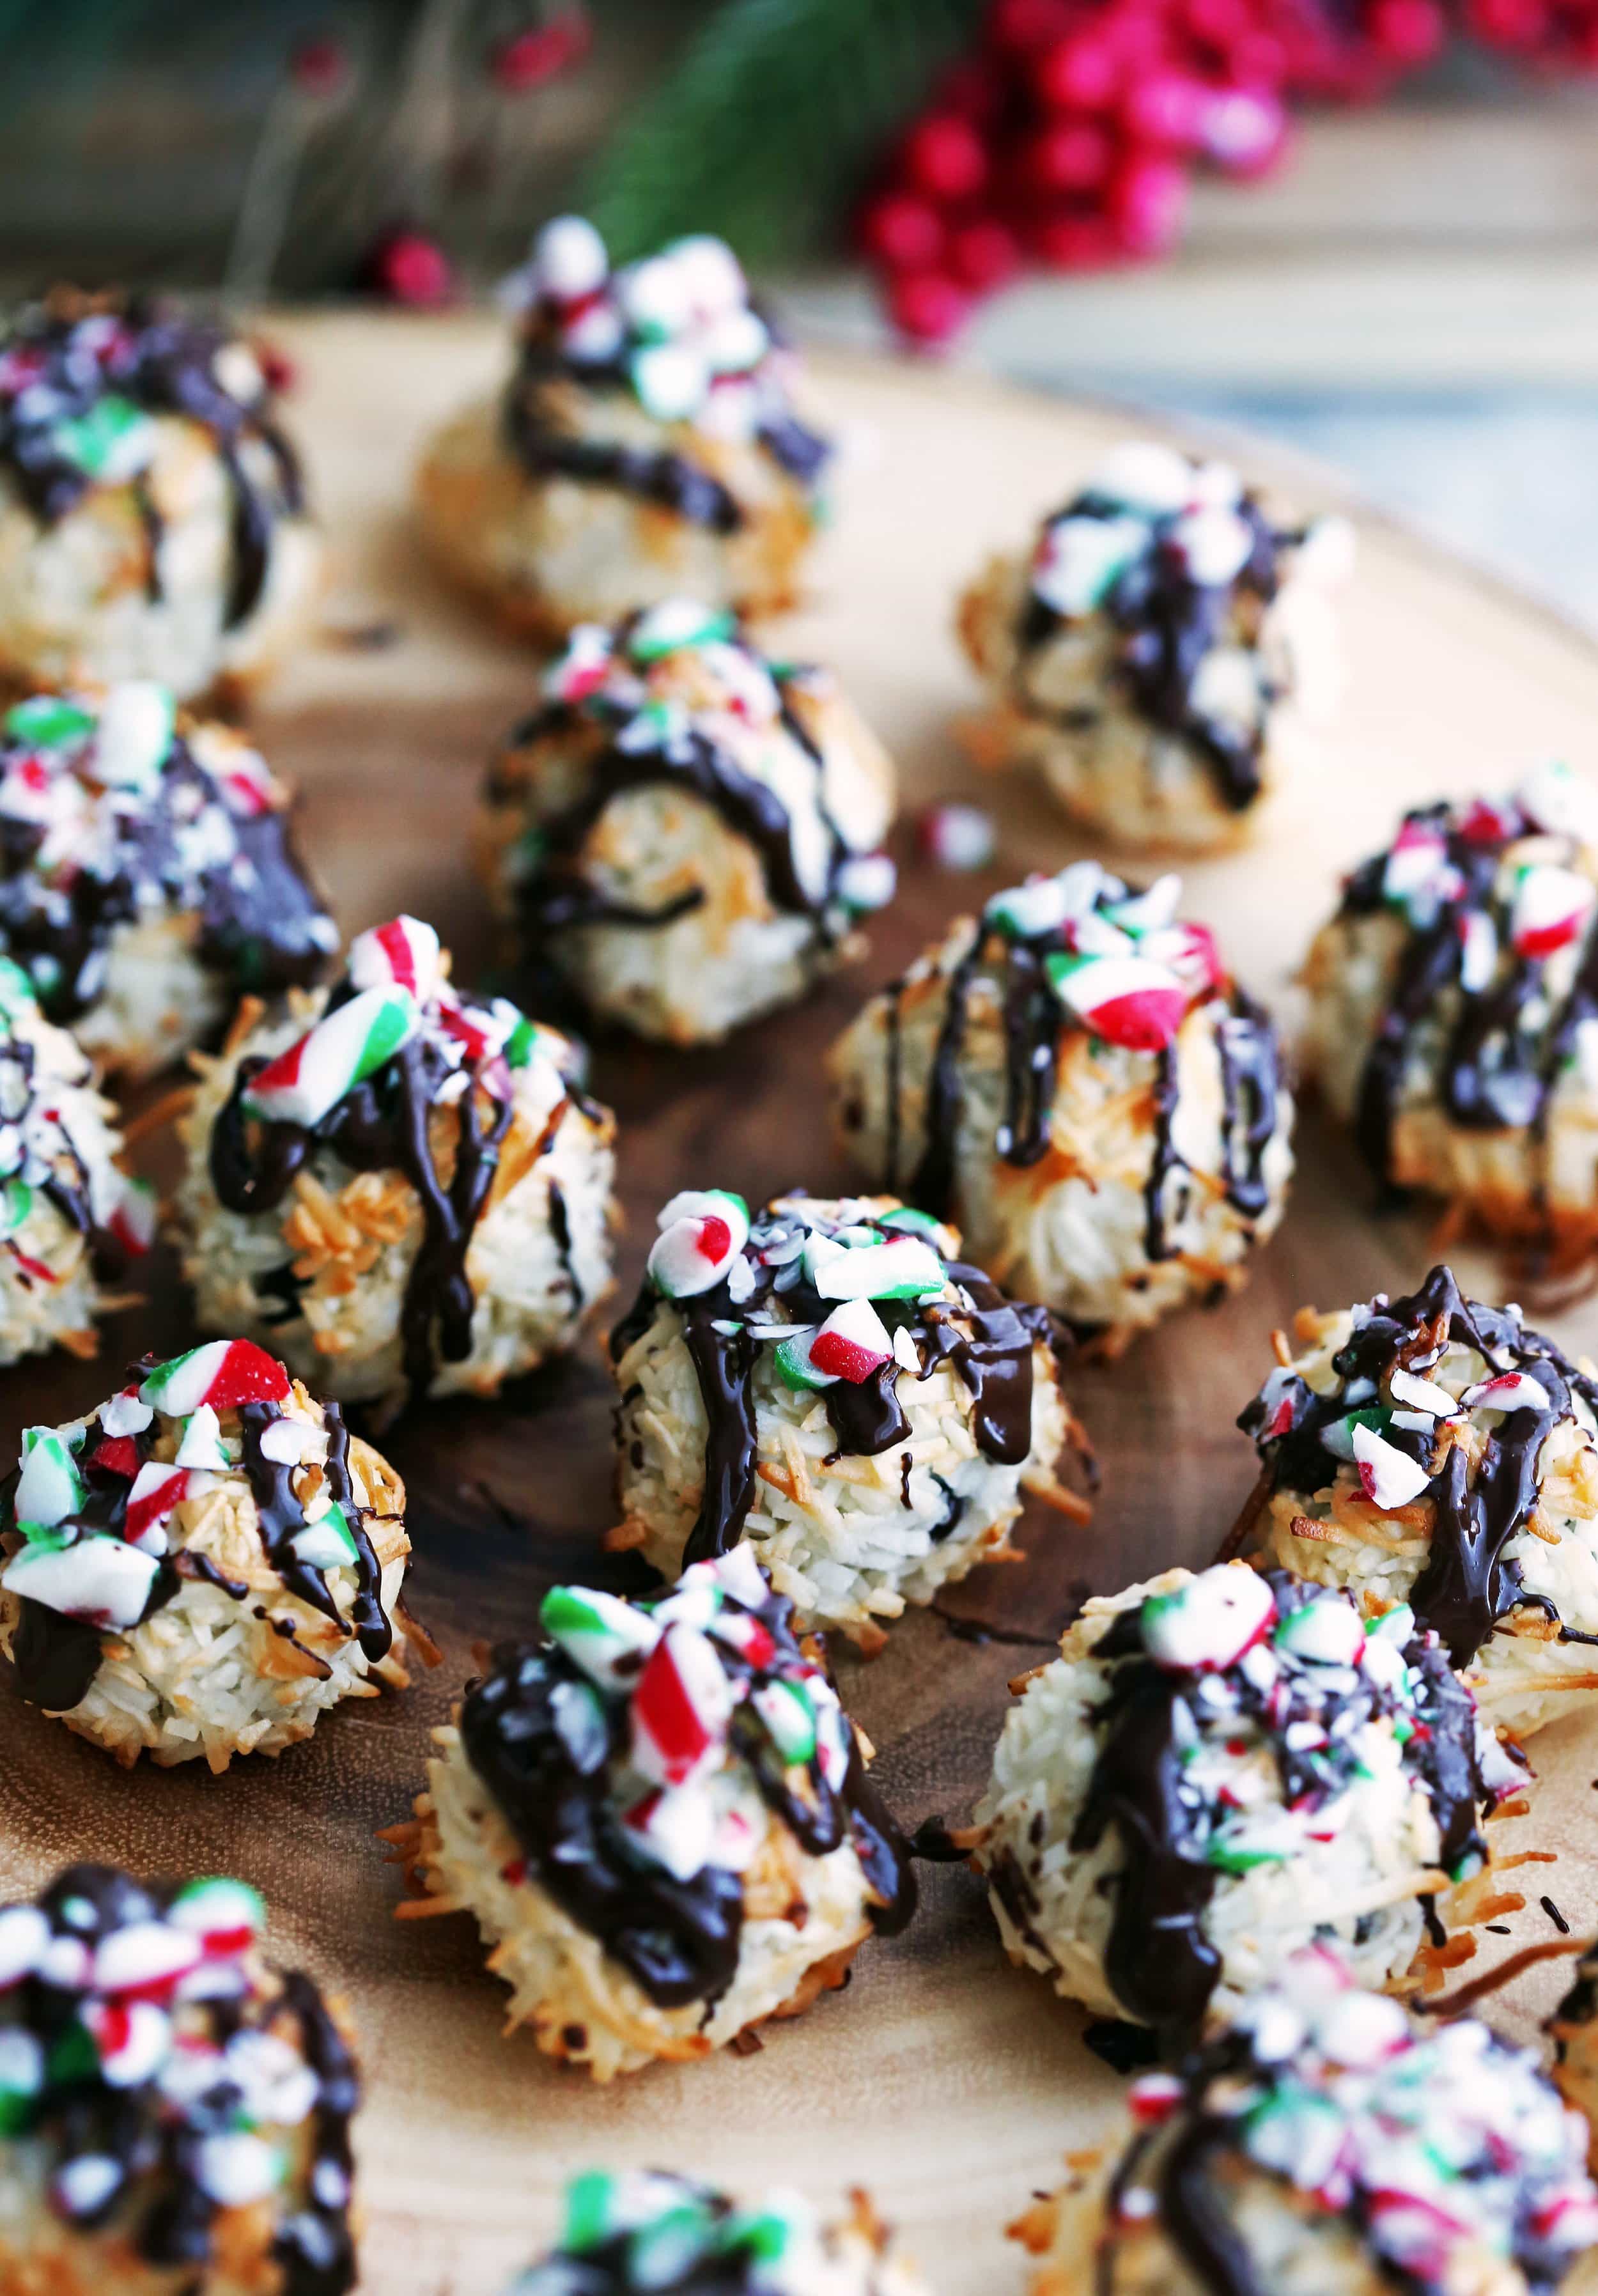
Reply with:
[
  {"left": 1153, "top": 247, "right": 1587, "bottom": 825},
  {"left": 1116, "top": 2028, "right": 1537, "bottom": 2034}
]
[
  {"left": 243, "top": 987, "right": 417, "bottom": 1128},
  {"left": 1351, "top": 1421, "right": 1432, "bottom": 1512},
  {"left": 141, "top": 1340, "right": 290, "bottom": 1418}
]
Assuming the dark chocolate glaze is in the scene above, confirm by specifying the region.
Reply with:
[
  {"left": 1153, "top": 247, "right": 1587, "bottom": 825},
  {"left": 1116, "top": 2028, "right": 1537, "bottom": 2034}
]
[
  {"left": 880, "top": 904, "right": 1281, "bottom": 1270},
  {"left": 524, "top": 2172, "right": 848, "bottom": 2296},
  {"left": 1338, "top": 796, "right": 1598, "bottom": 1194},
  {"left": 210, "top": 1011, "right": 519, "bottom": 1400},
  {"left": 1018, "top": 485, "right": 1289, "bottom": 814},
  {"left": 458, "top": 1576, "right": 915, "bottom": 2011},
  {"left": 4, "top": 1376, "right": 394, "bottom": 1707},
  {"left": 1241, "top": 1263, "right": 1598, "bottom": 1667},
  {"left": 3, "top": 1863, "right": 356, "bottom": 2295},
  {"left": 610, "top": 1207, "right": 1065, "bottom": 1567},
  {"left": 0, "top": 729, "right": 330, "bottom": 1027},
  {"left": 1041, "top": 1569, "right": 1495, "bottom": 2042},
  {"left": 0, "top": 292, "right": 305, "bottom": 629}
]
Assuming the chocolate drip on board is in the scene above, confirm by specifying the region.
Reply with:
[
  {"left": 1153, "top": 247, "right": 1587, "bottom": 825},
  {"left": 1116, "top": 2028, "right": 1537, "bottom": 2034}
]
[
  {"left": 888, "top": 914, "right": 1282, "bottom": 1276},
  {"left": 610, "top": 1211, "right": 1063, "bottom": 1567},
  {"left": 1017, "top": 490, "right": 1287, "bottom": 814},
  {"left": 0, "top": 734, "right": 330, "bottom": 1027},
  {"left": 210, "top": 1011, "right": 517, "bottom": 1399},
  {"left": 0, "top": 294, "right": 304, "bottom": 630},
  {"left": 459, "top": 1581, "right": 914, "bottom": 2012},
  {"left": 1055, "top": 1570, "right": 1493, "bottom": 2043},
  {"left": 1242, "top": 1263, "right": 1598, "bottom": 1667}
]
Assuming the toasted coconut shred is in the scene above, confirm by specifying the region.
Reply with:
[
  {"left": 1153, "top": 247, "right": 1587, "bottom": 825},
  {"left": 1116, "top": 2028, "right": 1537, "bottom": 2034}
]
[
  {"left": 0, "top": 1336, "right": 419, "bottom": 1770},
  {"left": 176, "top": 913, "right": 616, "bottom": 1405},
  {"left": 1236, "top": 1263, "right": 1598, "bottom": 1739},
  {"left": 416, "top": 220, "right": 831, "bottom": 639},
  {"left": 1017, "top": 1949, "right": 1598, "bottom": 2296},
  {"left": 504, "top": 2170, "right": 929, "bottom": 2296},
  {"left": 955, "top": 439, "right": 1349, "bottom": 855},
  {"left": 829, "top": 860, "right": 1292, "bottom": 1347},
  {"left": 392, "top": 1549, "right": 915, "bottom": 2081},
  {"left": 972, "top": 1561, "right": 1526, "bottom": 2044},
  {"left": 473, "top": 598, "right": 896, "bottom": 1046},
  {"left": 0, "top": 1863, "right": 361, "bottom": 2296},
  {"left": 608, "top": 1191, "right": 1085, "bottom": 1645}
]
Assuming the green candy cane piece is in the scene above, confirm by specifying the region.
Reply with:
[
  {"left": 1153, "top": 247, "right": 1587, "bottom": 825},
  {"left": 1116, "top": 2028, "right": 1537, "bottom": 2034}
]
[
  {"left": 52, "top": 396, "right": 153, "bottom": 482},
  {"left": 15, "top": 1426, "right": 86, "bottom": 1534},
  {"left": 561, "top": 2169, "right": 617, "bottom": 2253},
  {"left": 0, "top": 958, "right": 37, "bottom": 1023},
  {"left": 3, "top": 695, "right": 95, "bottom": 750}
]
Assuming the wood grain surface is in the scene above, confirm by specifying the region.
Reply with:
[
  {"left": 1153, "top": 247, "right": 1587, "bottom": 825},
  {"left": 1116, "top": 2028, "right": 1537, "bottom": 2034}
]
[{"left": 4, "top": 318, "right": 1598, "bottom": 2296}]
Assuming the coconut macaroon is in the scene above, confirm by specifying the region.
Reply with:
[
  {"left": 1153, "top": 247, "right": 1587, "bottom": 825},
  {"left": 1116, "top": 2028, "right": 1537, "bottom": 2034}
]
[
  {"left": 474, "top": 600, "right": 896, "bottom": 1044},
  {"left": 417, "top": 217, "right": 832, "bottom": 640},
  {"left": 506, "top": 2172, "right": 926, "bottom": 2296},
  {"left": 0, "top": 956, "right": 152, "bottom": 1366},
  {"left": 828, "top": 860, "right": 1293, "bottom": 1348},
  {"left": 1553, "top": 1941, "right": 1598, "bottom": 2174},
  {"left": 0, "top": 288, "right": 320, "bottom": 703},
  {"left": 1301, "top": 763, "right": 1598, "bottom": 1262},
  {"left": 0, "top": 1861, "right": 361, "bottom": 2295},
  {"left": 1014, "top": 1950, "right": 1598, "bottom": 2296},
  {"left": 176, "top": 913, "right": 616, "bottom": 1405},
  {"left": 957, "top": 440, "right": 1350, "bottom": 852},
  {"left": 391, "top": 1547, "right": 915, "bottom": 2081},
  {"left": 608, "top": 1191, "right": 1082, "bottom": 1648},
  {"left": 0, "top": 681, "right": 336, "bottom": 1078},
  {"left": 0, "top": 1337, "right": 419, "bottom": 1769},
  {"left": 971, "top": 1561, "right": 1524, "bottom": 2045},
  {"left": 1236, "top": 1262, "right": 1598, "bottom": 1740}
]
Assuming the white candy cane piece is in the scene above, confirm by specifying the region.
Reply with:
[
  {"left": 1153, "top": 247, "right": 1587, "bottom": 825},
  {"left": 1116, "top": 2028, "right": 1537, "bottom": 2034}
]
[
  {"left": 347, "top": 915, "right": 442, "bottom": 1004},
  {"left": 1, "top": 1533, "right": 159, "bottom": 1629},
  {"left": 1351, "top": 1421, "right": 1432, "bottom": 1511}
]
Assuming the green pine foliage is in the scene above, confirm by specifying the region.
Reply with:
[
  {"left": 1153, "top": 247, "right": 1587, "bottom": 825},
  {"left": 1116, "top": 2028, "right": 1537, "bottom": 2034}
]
[{"left": 580, "top": 0, "right": 984, "bottom": 267}]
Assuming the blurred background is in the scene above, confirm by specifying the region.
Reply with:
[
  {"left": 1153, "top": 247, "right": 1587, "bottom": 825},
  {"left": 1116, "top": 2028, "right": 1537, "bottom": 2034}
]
[{"left": 7, "top": 0, "right": 1598, "bottom": 617}]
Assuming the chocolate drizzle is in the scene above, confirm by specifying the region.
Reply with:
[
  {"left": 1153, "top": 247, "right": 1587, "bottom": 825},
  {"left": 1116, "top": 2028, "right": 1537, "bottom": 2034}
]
[
  {"left": 610, "top": 1204, "right": 1064, "bottom": 1567},
  {"left": 1338, "top": 796, "right": 1598, "bottom": 1193},
  {"left": 1043, "top": 1570, "right": 1498, "bottom": 2044},
  {"left": 1018, "top": 485, "right": 1289, "bottom": 813},
  {"left": 458, "top": 1578, "right": 915, "bottom": 2012},
  {"left": 0, "top": 727, "right": 331, "bottom": 1028},
  {"left": 879, "top": 897, "right": 1282, "bottom": 1274},
  {"left": 0, "top": 291, "right": 305, "bottom": 630},
  {"left": 0, "top": 1865, "right": 357, "bottom": 2296},
  {"left": 1241, "top": 1264, "right": 1598, "bottom": 1666},
  {"left": 503, "top": 333, "right": 830, "bottom": 534},
  {"left": 210, "top": 999, "right": 524, "bottom": 1399},
  {"left": 239, "top": 1400, "right": 392, "bottom": 1664}
]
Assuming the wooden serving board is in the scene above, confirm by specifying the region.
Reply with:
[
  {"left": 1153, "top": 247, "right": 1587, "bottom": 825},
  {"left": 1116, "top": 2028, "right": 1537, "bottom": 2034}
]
[{"left": 5, "top": 318, "right": 1598, "bottom": 2296}]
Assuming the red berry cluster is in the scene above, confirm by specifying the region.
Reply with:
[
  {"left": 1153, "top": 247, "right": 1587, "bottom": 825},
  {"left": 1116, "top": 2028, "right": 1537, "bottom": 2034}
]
[
  {"left": 1466, "top": 0, "right": 1598, "bottom": 61},
  {"left": 859, "top": 0, "right": 1449, "bottom": 342}
]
